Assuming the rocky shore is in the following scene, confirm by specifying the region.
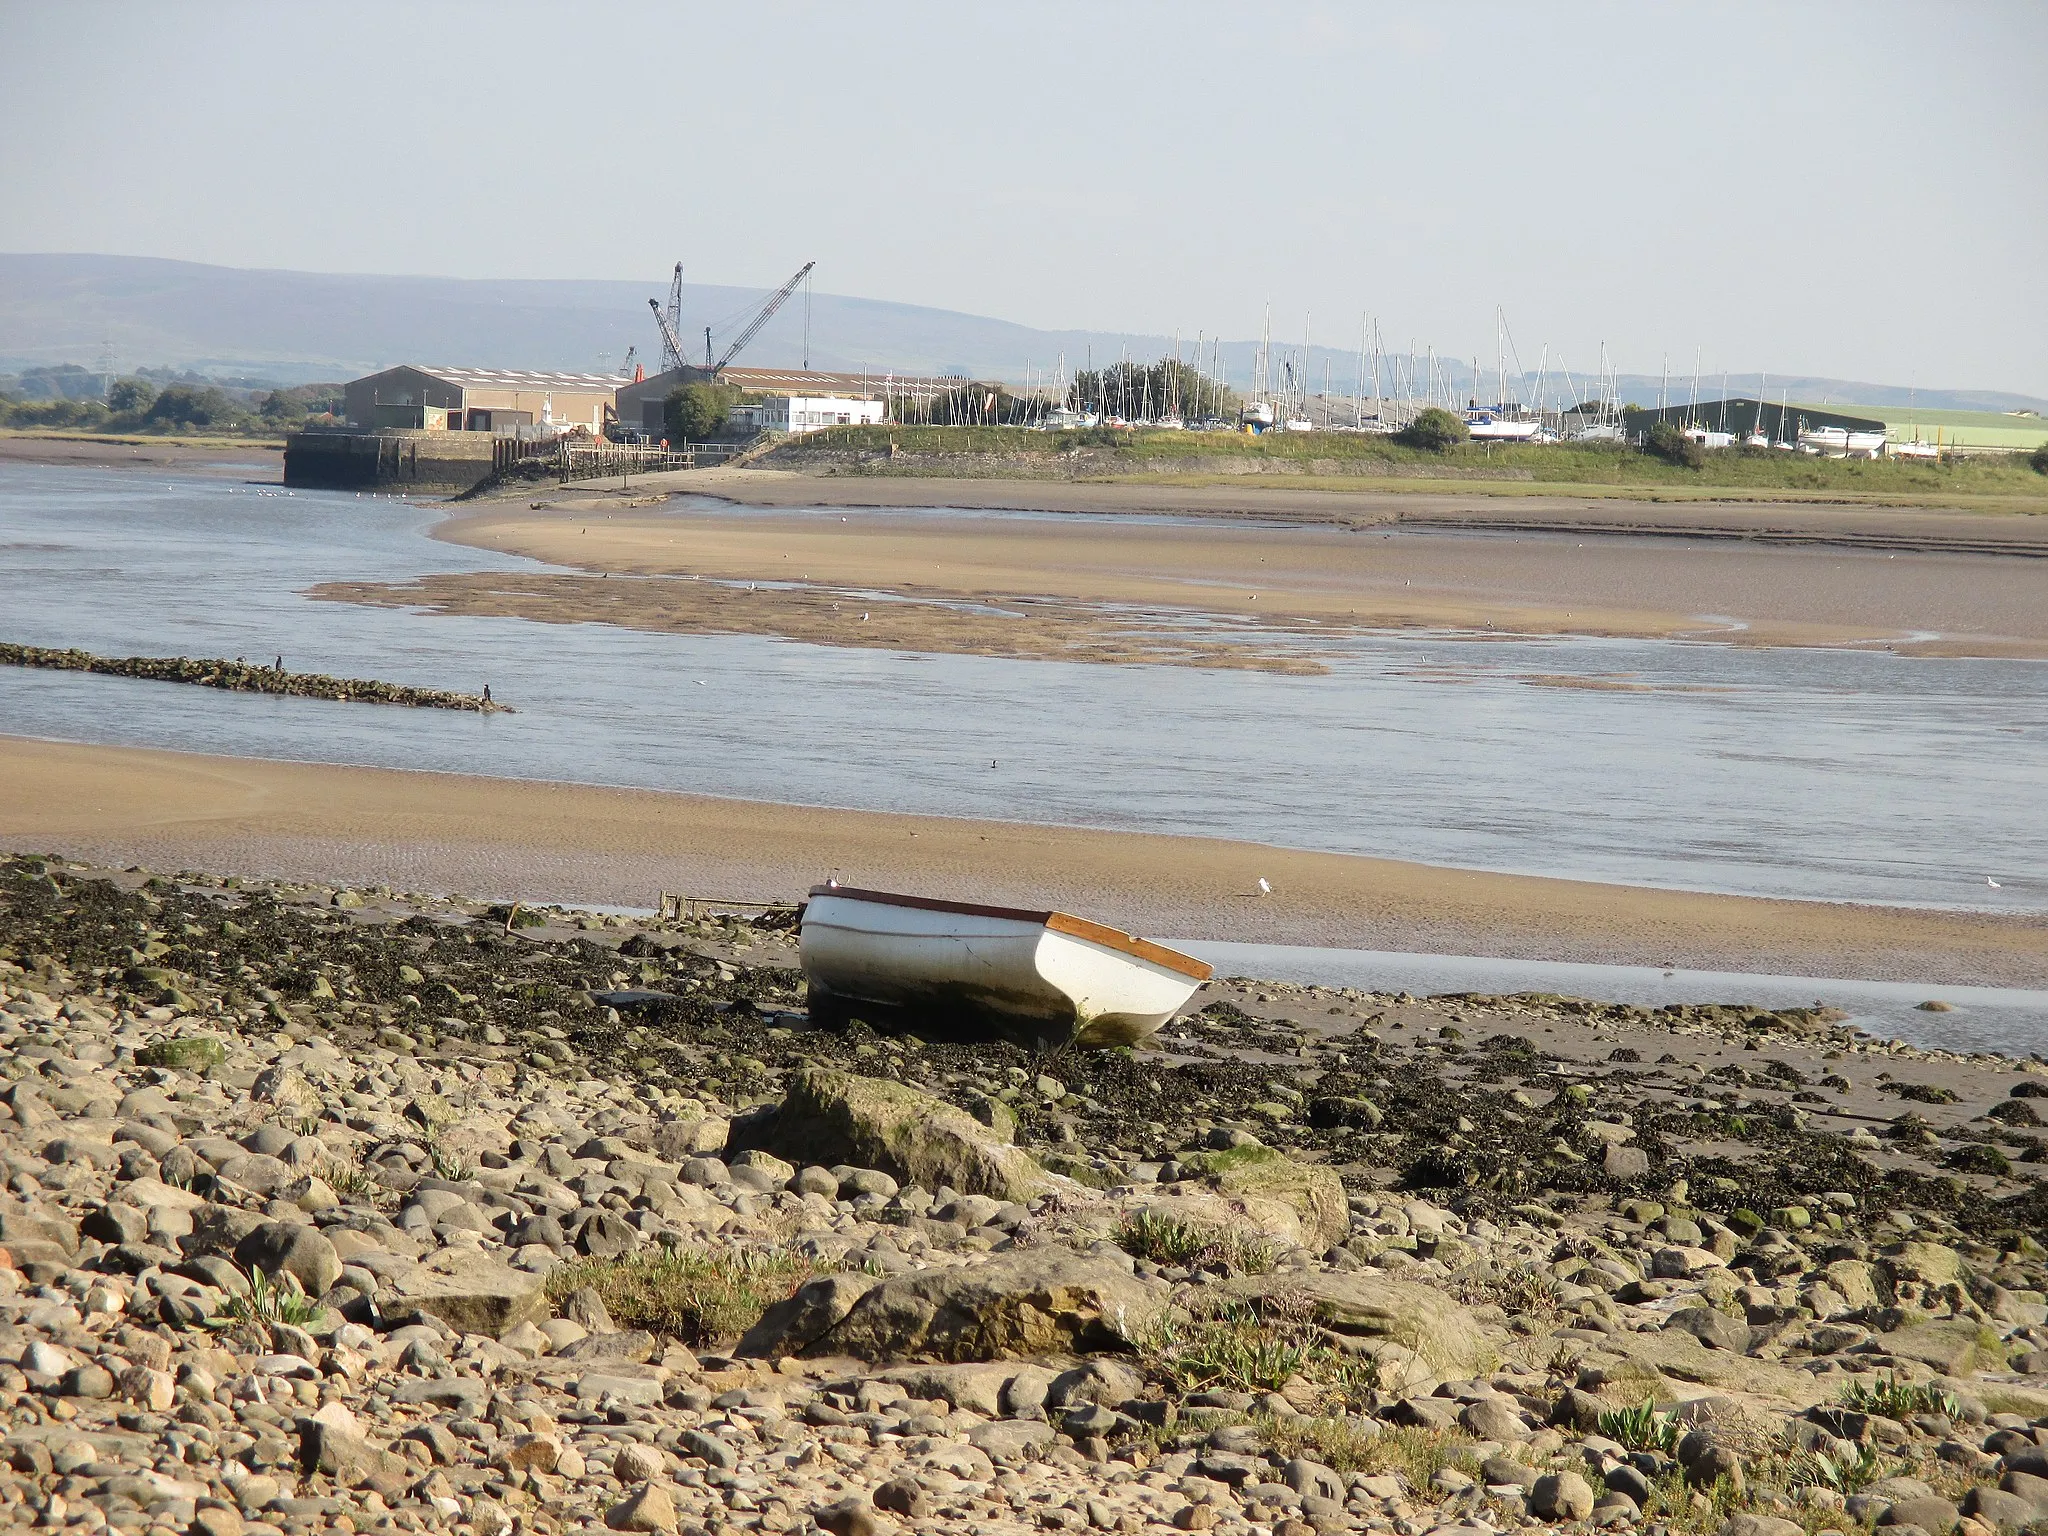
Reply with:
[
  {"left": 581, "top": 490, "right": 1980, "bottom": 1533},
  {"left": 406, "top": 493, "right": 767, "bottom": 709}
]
[
  {"left": 0, "top": 648, "right": 506, "bottom": 714},
  {"left": 0, "top": 852, "right": 2044, "bottom": 1536}
]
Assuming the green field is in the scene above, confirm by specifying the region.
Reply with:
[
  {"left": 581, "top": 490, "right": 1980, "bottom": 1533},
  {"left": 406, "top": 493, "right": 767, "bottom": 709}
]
[{"left": 771, "top": 425, "right": 2048, "bottom": 509}]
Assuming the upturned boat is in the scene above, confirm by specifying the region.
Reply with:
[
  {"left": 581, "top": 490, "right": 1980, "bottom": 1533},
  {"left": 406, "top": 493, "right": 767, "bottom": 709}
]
[{"left": 799, "top": 885, "right": 1213, "bottom": 1047}]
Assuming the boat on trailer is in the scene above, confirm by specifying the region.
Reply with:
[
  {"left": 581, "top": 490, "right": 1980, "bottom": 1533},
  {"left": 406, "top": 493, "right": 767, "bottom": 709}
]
[{"left": 799, "top": 885, "right": 1213, "bottom": 1048}]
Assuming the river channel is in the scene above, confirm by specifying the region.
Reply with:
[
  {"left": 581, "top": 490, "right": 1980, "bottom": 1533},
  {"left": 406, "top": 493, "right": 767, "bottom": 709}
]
[{"left": 2, "top": 463, "right": 2044, "bottom": 925}]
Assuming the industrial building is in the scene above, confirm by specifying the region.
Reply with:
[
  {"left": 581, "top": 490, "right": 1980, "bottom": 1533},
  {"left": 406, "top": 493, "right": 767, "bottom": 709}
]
[
  {"left": 343, "top": 366, "right": 622, "bottom": 435},
  {"left": 1627, "top": 397, "right": 2048, "bottom": 456},
  {"left": 614, "top": 365, "right": 958, "bottom": 439}
]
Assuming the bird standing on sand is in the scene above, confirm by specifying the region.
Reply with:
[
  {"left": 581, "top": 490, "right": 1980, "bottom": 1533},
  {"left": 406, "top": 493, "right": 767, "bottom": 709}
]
[{"left": 1257, "top": 878, "right": 1272, "bottom": 896}]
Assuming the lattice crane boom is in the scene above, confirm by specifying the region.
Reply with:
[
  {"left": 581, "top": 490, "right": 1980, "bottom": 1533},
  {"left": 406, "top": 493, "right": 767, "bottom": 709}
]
[{"left": 711, "top": 261, "right": 814, "bottom": 375}]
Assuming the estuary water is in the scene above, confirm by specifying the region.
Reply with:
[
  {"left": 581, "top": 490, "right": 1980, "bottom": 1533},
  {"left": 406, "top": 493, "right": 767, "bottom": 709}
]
[{"left": 2, "top": 463, "right": 2045, "bottom": 923}]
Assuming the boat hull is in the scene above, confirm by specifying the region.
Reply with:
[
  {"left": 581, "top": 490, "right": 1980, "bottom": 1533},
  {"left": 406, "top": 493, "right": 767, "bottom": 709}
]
[{"left": 800, "top": 888, "right": 1210, "bottom": 1048}]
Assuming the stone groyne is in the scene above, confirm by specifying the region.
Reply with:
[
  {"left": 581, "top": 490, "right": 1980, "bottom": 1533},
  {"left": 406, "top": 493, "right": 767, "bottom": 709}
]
[{"left": 0, "top": 643, "right": 508, "bottom": 711}]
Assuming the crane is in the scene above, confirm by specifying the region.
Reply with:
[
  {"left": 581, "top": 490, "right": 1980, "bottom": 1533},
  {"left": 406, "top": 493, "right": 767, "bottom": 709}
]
[
  {"left": 703, "top": 261, "right": 814, "bottom": 376},
  {"left": 647, "top": 296, "right": 690, "bottom": 376},
  {"left": 656, "top": 263, "right": 685, "bottom": 373}
]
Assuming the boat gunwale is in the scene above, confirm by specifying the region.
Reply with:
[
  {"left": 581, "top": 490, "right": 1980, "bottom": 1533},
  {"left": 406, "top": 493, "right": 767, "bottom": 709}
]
[{"left": 805, "top": 884, "right": 1214, "bottom": 981}]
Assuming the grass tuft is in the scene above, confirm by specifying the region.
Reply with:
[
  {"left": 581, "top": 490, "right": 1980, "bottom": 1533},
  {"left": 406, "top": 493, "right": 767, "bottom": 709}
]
[
  {"left": 213, "top": 1268, "right": 324, "bottom": 1329},
  {"left": 1137, "top": 1295, "right": 1377, "bottom": 1412},
  {"left": 545, "top": 1245, "right": 821, "bottom": 1344},
  {"left": 1597, "top": 1397, "right": 1680, "bottom": 1452},
  {"left": 1836, "top": 1372, "right": 1960, "bottom": 1421},
  {"left": 1115, "top": 1211, "right": 1278, "bottom": 1275}
]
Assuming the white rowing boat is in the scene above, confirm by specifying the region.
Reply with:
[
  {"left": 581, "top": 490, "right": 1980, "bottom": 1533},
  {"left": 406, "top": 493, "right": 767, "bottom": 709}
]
[{"left": 799, "top": 885, "right": 1213, "bottom": 1048}]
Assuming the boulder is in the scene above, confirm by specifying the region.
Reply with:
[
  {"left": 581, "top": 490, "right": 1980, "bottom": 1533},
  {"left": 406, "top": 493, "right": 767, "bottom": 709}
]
[
  {"left": 605, "top": 1483, "right": 678, "bottom": 1533},
  {"left": 384, "top": 1248, "right": 548, "bottom": 1337},
  {"left": 235, "top": 1223, "right": 341, "bottom": 1298},
  {"left": 1220, "top": 1271, "right": 1493, "bottom": 1382},
  {"left": 735, "top": 1272, "right": 880, "bottom": 1359},
  {"left": 1530, "top": 1472, "right": 1595, "bottom": 1521},
  {"left": 727, "top": 1069, "right": 1050, "bottom": 1203},
  {"left": 805, "top": 1245, "right": 1166, "bottom": 1362},
  {"left": 1667, "top": 1306, "right": 1750, "bottom": 1353},
  {"left": 1177, "top": 1145, "right": 1350, "bottom": 1251},
  {"left": 1880, "top": 1320, "right": 2005, "bottom": 1375},
  {"left": 1878, "top": 1497, "right": 1960, "bottom": 1533}
]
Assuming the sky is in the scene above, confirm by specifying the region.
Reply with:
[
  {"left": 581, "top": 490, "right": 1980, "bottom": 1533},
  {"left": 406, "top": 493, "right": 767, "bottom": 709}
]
[{"left": 4, "top": 0, "right": 2045, "bottom": 395}]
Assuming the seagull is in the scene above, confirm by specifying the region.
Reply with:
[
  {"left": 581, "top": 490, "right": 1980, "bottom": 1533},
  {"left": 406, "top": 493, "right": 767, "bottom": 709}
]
[
  {"left": 1256, "top": 878, "right": 1272, "bottom": 896},
  {"left": 1986, "top": 877, "right": 2002, "bottom": 888}
]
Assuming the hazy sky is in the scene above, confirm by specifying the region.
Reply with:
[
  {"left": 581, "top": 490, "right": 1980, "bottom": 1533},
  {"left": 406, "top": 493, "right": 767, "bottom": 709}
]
[{"left": 6, "top": 0, "right": 2044, "bottom": 394}]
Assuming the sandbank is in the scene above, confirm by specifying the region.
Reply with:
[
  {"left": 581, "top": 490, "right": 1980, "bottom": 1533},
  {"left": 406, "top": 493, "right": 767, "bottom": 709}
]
[
  {"left": 402, "top": 484, "right": 2048, "bottom": 663},
  {"left": 4, "top": 736, "right": 2041, "bottom": 988}
]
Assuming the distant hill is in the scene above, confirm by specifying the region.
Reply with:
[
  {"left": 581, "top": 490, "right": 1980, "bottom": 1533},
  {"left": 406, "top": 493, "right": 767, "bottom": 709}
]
[{"left": 4, "top": 253, "right": 2044, "bottom": 416}]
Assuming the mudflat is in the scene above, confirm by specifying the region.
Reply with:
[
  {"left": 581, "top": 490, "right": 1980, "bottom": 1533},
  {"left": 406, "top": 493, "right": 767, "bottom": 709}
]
[
  {"left": 373, "top": 474, "right": 2048, "bottom": 664},
  {"left": 4, "top": 735, "right": 2041, "bottom": 985},
  {"left": 0, "top": 430, "right": 281, "bottom": 474}
]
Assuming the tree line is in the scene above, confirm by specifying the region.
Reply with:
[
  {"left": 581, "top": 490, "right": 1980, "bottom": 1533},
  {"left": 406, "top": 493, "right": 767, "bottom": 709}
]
[{"left": 0, "top": 372, "right": 343, "bottom": 434}]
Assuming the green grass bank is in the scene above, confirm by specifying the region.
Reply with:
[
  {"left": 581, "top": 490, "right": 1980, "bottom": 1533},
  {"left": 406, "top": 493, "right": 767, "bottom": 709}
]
[{"left": 764, "top": 425, "right": 2048, "bottom": 509}]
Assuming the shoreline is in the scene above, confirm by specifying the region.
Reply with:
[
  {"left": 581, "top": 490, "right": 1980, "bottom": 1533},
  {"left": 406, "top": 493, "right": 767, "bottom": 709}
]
[{"left": 4, "top": 734, "right": 2042, "bottom": 988}]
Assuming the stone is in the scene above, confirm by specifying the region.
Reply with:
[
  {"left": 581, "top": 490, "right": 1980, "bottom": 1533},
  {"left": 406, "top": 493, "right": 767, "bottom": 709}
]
[
  {"left": 60, "top": 1363, "right": 115, "bottom": 1398},
  {"left": 805, "top": 1244, "right": 1165, "bottom": 1361},
  {"left": 1282, "top": 1459, "right": 1346, "bottom": 1503},
  {"left": 613, "top": 1442, "right": 665, "bottom": 1483},
  {"left": 605, "top": 1483, "right": 678, "bottom": 1533},
  {"left": 575, "top": 1211, "right": 639, "bottom": 1259},
  {"left": 1003, "top": 1364, "right": 1055, "bottom": 1417},
  {"left": 1179, "top": 1145, "right": 1350, "bottom": 1251},
  {"left": 1603, "top": 1144, "right": 1651, "bottom": 1180},
  {"left": 1530, "top": 1472, "right": 1596, "bottom": 1521},
  {"left": 873, "top": 1477, "right": 930, "bottom": 1519},
  {"left": 814, "top": 1497, "right": 891, "bottom": 1536},
  {"left": 192, "top": 1505, "right": 245, "bottom": 1536},
  {"left": 1461, "top": 1396, "right": 1528, "bottom": 1439},
  {"left": 678, "top": 1429, "right": 739, "bottom": 1471},
  {"left": 1880, "top": 1497, "right": 1961, "bottom": 1533},
  {"left": 1221, "top": 1270, "right": 1493, "bottom": 1382},
  {"left": 118, "top": 1365, "right": 175, "bottom": 1411},
  {"left": 1718, "top": 1518, "right": 1805, "bottom": 1536},
  {"left": 728, "top": 1068, "right": 1051, "bottom": 1202},
  {"left": 298, "top": 1420, "right": 407, "bottom": 1486},
  {"left": 1652, "top": 1246, "right": 1728, "bottom": 1280},
  {"left": 561, "top": 1285, "right": 616, "bottom": 1333},
  {"left": 235, "top": 1222, "right": 341, "bottom": 1297},
  {"left": 736, "top": 1271, "right": 880, "bottom": 1358},
  {"left": 969, "top": 1419, "right": 1056, "bottom": 1461},
  {"left": 386, "top": 1248, "right": 548, "bottom": 1336},
  {"left": 1961, "top": 1489, "right": 2037, "bottom": 1529},
  {"left": 878, "top": 1361, "right": 1018, "bottom": 1417},
  {"left": 1883, "top": 1320, "right": 2004, "bottom": 1375},
  {"left": 1668, "top": 1306, "right": 1750, "bottom": 1353},
  {"left": 652, "top": 1117, "right": 728, "bottom": 1160},
  {"left": 498, "top": 1433, "right": 562, "bottom": 1473},
  {"left": 1999, "top": 1473, "right": 2048, "bottom": 1513}
]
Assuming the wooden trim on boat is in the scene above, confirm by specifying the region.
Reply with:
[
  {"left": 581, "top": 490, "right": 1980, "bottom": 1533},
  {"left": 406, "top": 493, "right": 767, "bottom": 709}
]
[{"left": 807, "top": 885, "right": 1214, "bottom": 981}]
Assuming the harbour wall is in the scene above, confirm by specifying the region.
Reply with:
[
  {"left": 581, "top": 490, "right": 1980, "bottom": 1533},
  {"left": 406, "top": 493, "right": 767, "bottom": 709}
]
[{"left": 283, "top": 429, "right": 500, "bottom": 492}]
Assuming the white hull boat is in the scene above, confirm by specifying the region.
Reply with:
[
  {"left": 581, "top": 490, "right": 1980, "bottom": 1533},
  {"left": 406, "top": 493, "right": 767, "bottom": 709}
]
[{"left": 799, "top": 885, "right": 1213, "bottom": 1047}]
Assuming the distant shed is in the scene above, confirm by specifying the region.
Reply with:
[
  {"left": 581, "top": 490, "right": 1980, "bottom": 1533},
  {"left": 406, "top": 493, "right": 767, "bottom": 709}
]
[
  {"left": 1629, "top": 397, "right": 2047, "bottom": 453},
  {"left": 344, "top": 366, "right": 623, "bottom": 434}
]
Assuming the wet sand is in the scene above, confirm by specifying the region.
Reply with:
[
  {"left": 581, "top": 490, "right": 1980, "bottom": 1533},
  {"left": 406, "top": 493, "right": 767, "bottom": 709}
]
[
  {"left": 5, "top": 735, "right": 2041, "bottom": 987},
  {"left": 412, "top": 485, "right": 2048, "bottom": 662}
]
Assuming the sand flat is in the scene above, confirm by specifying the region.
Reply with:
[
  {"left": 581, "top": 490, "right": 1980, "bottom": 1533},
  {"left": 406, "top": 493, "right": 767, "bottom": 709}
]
[
  {"left": 5, "top": 735, "right": 2041, "bottom": 987},
  {"left": 423, "top": 482, "right": 2048, "bottom": 661}
]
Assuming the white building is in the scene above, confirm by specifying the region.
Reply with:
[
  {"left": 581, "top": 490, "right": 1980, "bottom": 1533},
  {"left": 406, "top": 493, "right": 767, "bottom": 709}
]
[{"left": 730, "top": 393, "right": 887, "bottom": 435}]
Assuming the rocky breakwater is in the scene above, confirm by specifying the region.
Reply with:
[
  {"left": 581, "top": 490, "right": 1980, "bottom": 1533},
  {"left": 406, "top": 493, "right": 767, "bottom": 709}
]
[
  {"left": 0, "top": 852, "right": 2043, "bottom": 1536},
  {"left": 0, "top": 645, "right": 507, "bottom": 713}
]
